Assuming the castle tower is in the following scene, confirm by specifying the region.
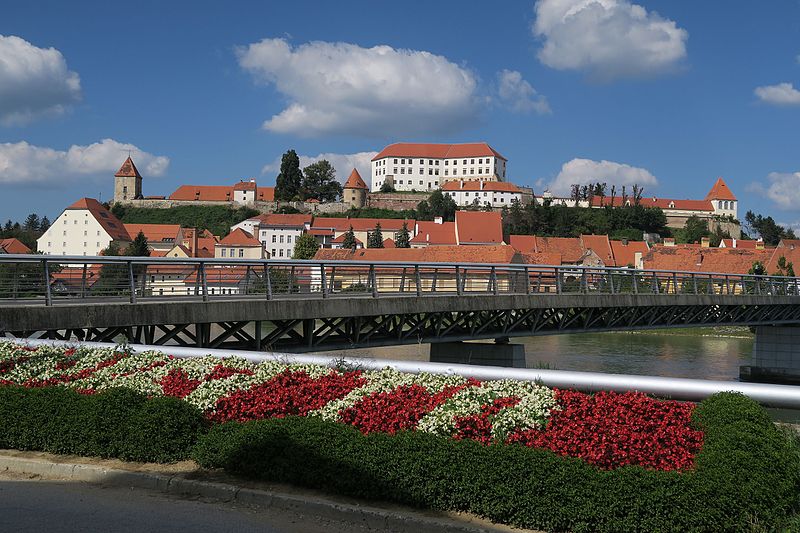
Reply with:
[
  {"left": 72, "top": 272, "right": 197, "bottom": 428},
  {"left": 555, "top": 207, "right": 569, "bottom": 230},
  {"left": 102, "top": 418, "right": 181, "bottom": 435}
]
[
  {"left": 705, "top": 177, "right": 737, "bottom": 219},
  {"left": 113, "top": 156, "right": 142, "bottom": 203},
  {"left": 343, "top": 168, "right": 368, "bottom": 208}
]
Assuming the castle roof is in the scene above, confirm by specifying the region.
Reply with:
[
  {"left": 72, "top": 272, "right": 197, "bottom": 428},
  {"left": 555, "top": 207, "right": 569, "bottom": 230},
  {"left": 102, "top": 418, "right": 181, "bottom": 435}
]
[
  {"left": 114, "top": 157, "right": 141, "bottom": 178},
  {"left": 442, "top": 181, "right": 521, "bottom": 193},
  {"left": 343, "top": 168, "right": 368, "bottom": 190},
  {"left": 67, "top": 198, "right": 131, "bottom": 242},
  {"left": 372, "top": 142, "right": 506, "bottom": 162},
  {"left": 168, "top": 184, "right": 275, "bottom": 202},
  {"left": 705, "top": 177, "right": 737, "bottom": 201}
]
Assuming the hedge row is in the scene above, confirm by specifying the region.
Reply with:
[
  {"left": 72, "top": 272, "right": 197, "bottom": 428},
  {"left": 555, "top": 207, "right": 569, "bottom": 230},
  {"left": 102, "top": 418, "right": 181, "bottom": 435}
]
[
  {"left": 0, "top": 386, "right": 206, "bottom": 463},
  {"left": 192, "top": 392, "right": 800, "bottom": 533}
]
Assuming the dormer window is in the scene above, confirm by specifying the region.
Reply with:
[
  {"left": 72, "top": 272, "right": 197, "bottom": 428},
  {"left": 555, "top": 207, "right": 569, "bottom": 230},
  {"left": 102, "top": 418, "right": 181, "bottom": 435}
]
[{"left": 668, "top": 201, "right": 675, "bottom": 208}]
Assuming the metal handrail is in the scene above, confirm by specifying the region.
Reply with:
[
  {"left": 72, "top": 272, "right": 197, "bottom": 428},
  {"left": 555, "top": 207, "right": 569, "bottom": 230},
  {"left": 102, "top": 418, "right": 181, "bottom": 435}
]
[{"left": 0, "top": 254, "right": 797, "bottom": 306}]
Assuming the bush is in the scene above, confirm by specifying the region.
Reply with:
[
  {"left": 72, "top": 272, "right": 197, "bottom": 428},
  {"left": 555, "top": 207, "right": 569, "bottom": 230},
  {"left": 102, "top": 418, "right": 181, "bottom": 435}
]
[
  {"left": 193, "top": 392, "right": 800, "bottom": 532},
  {"left": 0, "top": 386, "right": 207, "bottom": 463}
]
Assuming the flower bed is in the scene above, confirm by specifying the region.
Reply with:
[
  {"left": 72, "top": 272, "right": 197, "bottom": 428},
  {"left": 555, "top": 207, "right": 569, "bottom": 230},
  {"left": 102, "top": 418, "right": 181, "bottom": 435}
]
[{"left": 0, "top": 342, "right": 702, "bottom": 472}]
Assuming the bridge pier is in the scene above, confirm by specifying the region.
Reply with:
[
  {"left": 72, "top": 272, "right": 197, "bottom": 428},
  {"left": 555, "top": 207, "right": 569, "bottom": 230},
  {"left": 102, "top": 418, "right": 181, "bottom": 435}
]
[
  {"left": 430, "top": 340, "right": 526, "bottom": 368},
  {"left": 741, "top": 326, "right": 800, "bottom": 385}
]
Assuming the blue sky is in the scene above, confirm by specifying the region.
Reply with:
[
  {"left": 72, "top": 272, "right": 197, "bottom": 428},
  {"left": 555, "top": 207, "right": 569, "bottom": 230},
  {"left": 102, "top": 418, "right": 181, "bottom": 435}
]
[{"left": 1, "top": 0, "right": 799, "bottom": 228}]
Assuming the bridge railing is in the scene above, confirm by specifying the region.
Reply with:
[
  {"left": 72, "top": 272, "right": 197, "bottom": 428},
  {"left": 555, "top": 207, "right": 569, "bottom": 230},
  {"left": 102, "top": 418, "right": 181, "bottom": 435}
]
[{"left": 0, "top": 254, "right": 797, "bottom": 306}]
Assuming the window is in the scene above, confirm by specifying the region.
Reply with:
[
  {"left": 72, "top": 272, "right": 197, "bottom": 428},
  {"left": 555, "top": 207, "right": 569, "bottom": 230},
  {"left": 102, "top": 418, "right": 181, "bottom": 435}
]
[
  {"left": 435, "top": 160, "right": 439, "bottom": 165},
  {"left": 239, "top": 249, "right": 244, "bottom": 258},
  {"left": 272, "top": 235, "right": 277, "bottom": 243},
  {"left": 470, "top": 168, "right": 475, "bottom": 175},
  {"left": 84, "top": 220, "right": 88, "bottom": 225},
  {"left": 279, "top": 249, "right": 284, "bottom": 257},
  {"left": 83, "top": 242, "right": 87, "bottom": 247},
  {"left": 419, "top": 180, "right": 423, "bottom": 185},
  {"left": 221, "top": 249, "right": 226, "bottom": 257},
  {"left": 62, "top": 242, "right": 66, "bottom": 247},
  {"left": 399, "top": 179, "right": 403, "bottom": 184},
  {"left": 64, "top": 220, "right": 67, "bottom": 225},
  {"left": 279, "top": 235, "right": 284, "bottom": 243},
  {"left": 444, "top": 170, "right": 449, "bottom": 176},
  {"left": 47, "top": 242, "right": 51, "bottom": 247},
  {"left": 96, "top": 242, "right": 100, "bottom": 247},
  {"left": 394, "top": 159, "right": 397, "bottom": 163},
  {"left": 435, "top": 169, "right": 439, "bottom": 175},
  {"left": 63, "top": 231, "right": 66, "bottom": 236},
  {"left": 287, "top": 235, "right": 292, "bottom": 244},
  {"left": 444, "top": 160, "right": 448, "bottom": 166},
  {"left": 463, "top": 160, "right": 467, "bottom": 164},
  {"left": 428, "top": 160, "right": 433, "bottom": 165},
  {"left": 393, "top": 167, "right": 397, "bottom": 174},
  {"left": 97, "top": 231, "right": 100, "bottom": 236},
  {"left": 400, "top": 168, "right": 405, "bottom": 174},
  {"left": 229, "top": 248, "right": 234, "bottom": 256},
  {"left": 83, "top": 230, "right": 87, "bottom": 236},
  {"left": 401, "top": 159, "right": 405, "bottom": 164},
  {"left": 74, "top": 220, "right": 78, "bottom": 225},
  {"left": 471, "top": 159, "right": 475, "bottom": 164},
  {"left": 428, "top": 169, "right": 433, "bottom": 175},
  {"left": 272, "top": 249, "right": 276, "bottom": 256},
  {"left": 484, "top": 192, "right": 488, "bottom": 197},
  {"left": 478, "top": 159, "right": 482, "bottom": 164}
]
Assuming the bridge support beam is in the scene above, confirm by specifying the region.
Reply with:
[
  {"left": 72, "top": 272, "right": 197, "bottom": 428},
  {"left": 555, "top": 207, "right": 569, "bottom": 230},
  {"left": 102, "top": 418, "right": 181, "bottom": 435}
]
[
  {"left": 430, "top": 340, "right": 525, "bottom": 368},
  {"left": 741, "top": 326, "right": 800, "bottom": 385}
]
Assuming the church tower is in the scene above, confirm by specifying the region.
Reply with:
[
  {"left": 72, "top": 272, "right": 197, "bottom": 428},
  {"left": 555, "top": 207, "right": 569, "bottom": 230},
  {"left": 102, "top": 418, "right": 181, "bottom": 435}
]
[
  {"left": 343, "top": 168, "right": 368, "bottom": 208},
  {"left": 113, "top": 156, "right": 142, "bottom": 203}
]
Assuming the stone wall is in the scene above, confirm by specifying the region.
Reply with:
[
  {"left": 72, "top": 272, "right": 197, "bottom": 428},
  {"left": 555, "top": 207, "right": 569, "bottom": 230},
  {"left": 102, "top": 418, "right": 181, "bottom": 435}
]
[
  {"left": 115, "top": 199, "right": 349, "bottom": 215},
  {"left": 366, "top": 192, "right": 431, "bottom": 211}
]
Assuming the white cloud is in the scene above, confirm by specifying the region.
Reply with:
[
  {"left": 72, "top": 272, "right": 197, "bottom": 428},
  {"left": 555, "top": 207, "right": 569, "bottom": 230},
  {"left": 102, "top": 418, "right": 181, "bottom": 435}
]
[
  {"left": 532, "top": 0, "right": 688, "bottom": 80},
  {"left": 748, "top": 171, "right": 800, "bottom": 210},
  {"left": 754, "top": 83, "right": 800, "bottom": 106},
  {"left": 237, "top": 38, "right": 479, "bottom": 137},
  {"left": 0, "top": 139, "right": 169, "bottom": 185},
  {"left": 262, "top": 151, "right": 378, "bottom": 187},
  {"left": 496, "top": 69, "right": 551, "bottom": 114},
  {"left": 0, "top": 35, "right": 82, "bottom": 125},
  {"left": 546, "top": 158, "right": 658, "bottom": 195}
]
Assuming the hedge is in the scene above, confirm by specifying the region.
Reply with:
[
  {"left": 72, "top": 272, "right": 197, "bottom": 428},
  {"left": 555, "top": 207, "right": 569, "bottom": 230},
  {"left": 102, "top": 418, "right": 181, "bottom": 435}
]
[
  {"left": 192, "top": 392, "right": 800, "bottom": 532},
  {"left": 0, "top": 386, "right": 206, "bottom": 463}
]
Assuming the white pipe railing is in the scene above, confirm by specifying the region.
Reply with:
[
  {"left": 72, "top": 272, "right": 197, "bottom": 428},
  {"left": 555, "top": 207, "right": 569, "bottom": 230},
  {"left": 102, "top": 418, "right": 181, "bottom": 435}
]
[{"left": 9, "top": 339, "right": 800, "bottom": 409}]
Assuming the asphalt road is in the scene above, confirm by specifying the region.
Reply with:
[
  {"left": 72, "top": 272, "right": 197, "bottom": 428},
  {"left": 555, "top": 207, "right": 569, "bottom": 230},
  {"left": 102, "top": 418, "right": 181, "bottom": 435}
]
[{"left": 0, "top": 473, "right": 383, "bottom": 533}]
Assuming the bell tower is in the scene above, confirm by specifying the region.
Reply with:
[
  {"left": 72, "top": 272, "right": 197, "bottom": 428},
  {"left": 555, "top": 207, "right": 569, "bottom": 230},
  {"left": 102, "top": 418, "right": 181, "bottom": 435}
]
[{"left": 113, "top": 156, "right": 142, "bottom": 203}]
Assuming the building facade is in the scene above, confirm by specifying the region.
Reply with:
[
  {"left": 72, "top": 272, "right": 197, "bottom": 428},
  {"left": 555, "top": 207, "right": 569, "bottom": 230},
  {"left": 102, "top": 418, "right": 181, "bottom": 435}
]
[
  {"left": 442, "top": 180, "right": 524, "bottom": 208},
  {"left": 370, "top": 142, "right": 507, "bottom": 193},
  {"left": 38, "top": 198, "right": 131, "bottom": 257},
  {"left": 232, "top": 214, "right": 312, "bottom": 259}
]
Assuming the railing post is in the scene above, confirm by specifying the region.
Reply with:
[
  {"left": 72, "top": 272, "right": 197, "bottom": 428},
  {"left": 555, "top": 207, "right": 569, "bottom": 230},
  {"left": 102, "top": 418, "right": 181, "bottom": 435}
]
[
  {"left": 490, "top": 266, "right": 498, "bottom": 295},
  {"left": 415, "top": 265, "right": 422, "bottom": 297},
  {"left": 555, "top": 268, "right": 562, "bottom": 294},
  {"left": 455, "top": 266, "right": 462, "bottom": 296},
  {"left": 400, "top": 267, "right": 406, "bottom": 293},
  {"left": 580, "top": 269, "right": 587, "bottom": 294},
  {"left": 320, "top": 262, "right": 327, "bottom": 298},
  {"left": 652, "top": 272, "right": 659, "bottom": 294},
  {"left": 43, "top": 259, "right": 52, "bottom": 306},
  {"left": 672, "top": 272, "right": 678, "bottom": 295},
  {"left": 265, "top": 265, "right": 273, "bottom": 300},
  {"left": 328, "top": 266, "right": 336, "bottom": 294},
  {"left": 369, "top": 264, "right": 378, "bottom": 297},
  {"left": 608, "top": 270, "right": 615, "bottom": 294},
  {"left": 199, "top": 262, "right": 208, "bottom": 302},
  {"left": 525, "top": 266, "right": 531, "bottom": 295},
  {"left": 692, "top": 273, "right": 698, "bottom": 294},
  {"left": 432, "top": 268, "right": 438, "bottom": 293},
  {"left": 12, "top": 263, "right": 18, "bottom": 300},
  {"left": 290, "top": 265, "right": 296, "bottom": 294},
  {"left": 128, "top": 261, "right": 136, "bottom": 304},
  {"left": 632, "top": 271, "right": 639, "bottom": 294}
]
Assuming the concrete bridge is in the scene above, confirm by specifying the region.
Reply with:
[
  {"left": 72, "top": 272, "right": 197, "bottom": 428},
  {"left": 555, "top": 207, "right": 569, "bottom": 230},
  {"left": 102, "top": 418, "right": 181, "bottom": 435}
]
[{"left": 1, "top": 255, "right": 799, "bottom": 381}]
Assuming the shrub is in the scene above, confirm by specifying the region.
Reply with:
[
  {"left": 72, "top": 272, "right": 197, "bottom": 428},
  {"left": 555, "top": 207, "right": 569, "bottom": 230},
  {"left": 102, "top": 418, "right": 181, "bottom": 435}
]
[
  {"left": 193, "top": 392, "right": 800, "bottom": 532},
  {"left": 0, "top": 386, "right": 206, "bottom": 463}
]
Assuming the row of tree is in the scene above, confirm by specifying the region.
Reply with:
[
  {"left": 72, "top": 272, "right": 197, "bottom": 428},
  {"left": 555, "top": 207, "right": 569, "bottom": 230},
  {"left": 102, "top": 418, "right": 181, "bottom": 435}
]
[
  {"left": 1, "top": 213, "right": 52, "bottom": 251},
  {"left": 274, "top": 150, "right": 343, "bottom": 202}
]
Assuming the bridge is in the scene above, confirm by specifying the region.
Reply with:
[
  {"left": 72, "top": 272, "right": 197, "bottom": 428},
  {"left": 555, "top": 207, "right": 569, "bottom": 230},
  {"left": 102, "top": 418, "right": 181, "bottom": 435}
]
[{"left": 1, "top": 254, "right": 799, "bottom": 378}]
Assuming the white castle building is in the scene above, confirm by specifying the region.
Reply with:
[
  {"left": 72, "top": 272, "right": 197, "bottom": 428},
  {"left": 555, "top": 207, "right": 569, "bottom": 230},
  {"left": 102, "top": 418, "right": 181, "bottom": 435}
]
[{"left": 370, "top": 142, "right": 507, "bottom": 192}]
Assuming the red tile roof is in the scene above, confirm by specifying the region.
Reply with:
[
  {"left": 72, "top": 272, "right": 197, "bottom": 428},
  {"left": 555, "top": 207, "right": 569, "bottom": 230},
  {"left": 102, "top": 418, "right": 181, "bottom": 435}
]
[
  {"left": 508, "top": 235, "right": 537, "bottom": 252},
  {"left": 233, "top": 181, "right": 257, "bottom": 191},
  {"left": 520, "top": 251, "right": 562, "bottom": 266},
  {"left": 315, "top": 245, "right": 520, "bottom": 264},
  {"left": 580, "top": 234, "right": 615, "bottom": 266},
  {"left": 411, "top": 221, "right": 457, "bottom": 245},
  {"left": 344, "top": 168, "right": 368, "bottom": 189},
  {"left": 766, "top": 244, "right": 800, "bottom": 274},
  {"left": 331, "top": 234, "right": 363, "bottom": 245},
  {"left": 168, "top": 184, "right": 275, "bottom": 202},
  {"left": 0, "top": 238, "right": 31, "bottom": 254},
  {"left": 218, "top": 228, "right": 262, "bottom": 247},
  {"left": 705, "top": 177, "right": 736, "bottom": 201},
  {"left": 455, "top": 211, "right": 503, "bottom": 245},
  {"left": 533, "top": 237, "right": 584, "bottom": 263},
  {"left": 123, "top": 224, "right": 181, "bottom": 243},
  {"left": 610, "top": 240, "right": 649, "bottom": 267},
  {"left": 67, "top": 198, "right": 131, "bottom": 241},
  {"left": 442, "top": 181, "right": 521, "bottom": 193},
  {"left": 372, "top": 142, "right": 506, "bottom": 162},
  {"left": 641, "top": 247, "right": 772, "bottom": 274},
  {"left": 312, "top": 217, "right": 413, "bottom": 232},
  {"left": 591, "top": 196, "right": 713, "bottom": 211},
  {"left": 252, "top": 214, "right": 312, "bottom": 228},
  {"left": 114, "top": 157, "right": 141, "bottom": 178},
  {"left": 383, "top": 238, "right": 396, "bottom": 248},
  {"left": 719, "top": 238, "right": 760, "bottom": 249}
]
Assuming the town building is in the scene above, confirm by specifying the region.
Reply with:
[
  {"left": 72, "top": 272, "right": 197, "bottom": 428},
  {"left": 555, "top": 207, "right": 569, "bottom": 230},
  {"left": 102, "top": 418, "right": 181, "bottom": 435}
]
[
  {"left": 0, "top": 238, "right": 31, "bottom": 254},
  {"left": 232, "top": 213, "right": 312, "bottom": 259},
  {"left": 343, "top": 168, "right": 369, "bottom": 208},
  {"left": 310, "top": 217, "right": 416, "bottom": 249},
  {"left": 214, "top": 228, "right": 265, "bottom": 259},
  {"left": 122, "top": 224, "right": 182, "bottom": 253},
  {"left": 509, "top": 234, "right": 651, "bottom": 268},
  {"left": 455, "top": 211, "right": 504, "bottom": 246},
  {"left": 370, "top": 142, "right": 507, "bottom": 193},
  {"left": 410, "top": 218, "right": 457, "bottom": 247},
  {"left": 38, "top": 198, "right": 131, "bottom": 257},
  {"left": 442, "top": 181, "right": 528, "bottom": 208}
]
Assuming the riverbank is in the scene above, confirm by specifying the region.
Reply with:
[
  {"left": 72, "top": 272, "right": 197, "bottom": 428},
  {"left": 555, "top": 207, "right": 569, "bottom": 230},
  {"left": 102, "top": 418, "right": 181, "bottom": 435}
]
[{"left": 626, "top": 326, "right": 753, "bottom": 339}]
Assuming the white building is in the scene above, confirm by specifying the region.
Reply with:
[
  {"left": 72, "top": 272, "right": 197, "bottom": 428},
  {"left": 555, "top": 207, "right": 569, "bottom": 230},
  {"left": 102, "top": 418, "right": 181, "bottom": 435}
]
[
  {"left": 442, "top": 181, "right": 523, "bottom": 208},
  {"left": 232, "top": 214, "right": 312, "bottom": 259},
  {"left": 370, "top": 142, "right": 507, "bottom": 192},
  {"left": 215, "top": 228, "right": 265, "bottom": 259},
  {"left": 37, "top": 198, "right": 131, "bottom": 257}
]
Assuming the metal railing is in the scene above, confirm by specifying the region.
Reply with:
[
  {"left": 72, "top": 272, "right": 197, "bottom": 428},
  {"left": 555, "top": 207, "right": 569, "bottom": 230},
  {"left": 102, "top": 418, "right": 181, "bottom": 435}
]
[{"left": 0, "top": 254, "right": 798, "bottom": 306}]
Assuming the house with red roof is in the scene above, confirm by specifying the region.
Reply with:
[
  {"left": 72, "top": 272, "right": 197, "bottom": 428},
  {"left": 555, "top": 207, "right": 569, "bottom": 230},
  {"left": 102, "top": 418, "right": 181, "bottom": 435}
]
[
  {"left": 0, "top": 238, "right": 31, "bottom": 254},
  {"left": 38, "top": 198, "right": 131, "bottom": 257},
  {"left": 215, "top": 228, "right": 265, "bottom": 259},
  {"left": 310, "top": 217, "right": 415, "bottom": 249},
  {"left": 232, "top": 213, "right": 312, "bottom": 259},
  {"left": 442, "top": 180, "right": 526, "bottom": 208},
  {"left": 454, "top": 211, "right": 504, "bottom": 245},
  {"left": 370, "top": 142, "right": 507, "bottom": 192},
  {"left": 410, "top": 218, "right": 457, "bottom": 247}
]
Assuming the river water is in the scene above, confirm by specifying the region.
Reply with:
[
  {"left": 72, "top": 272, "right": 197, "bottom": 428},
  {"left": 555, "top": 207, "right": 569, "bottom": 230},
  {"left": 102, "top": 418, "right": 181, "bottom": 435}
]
[{"left": 334, "top": 330, "right": 754, "bottom": 381}]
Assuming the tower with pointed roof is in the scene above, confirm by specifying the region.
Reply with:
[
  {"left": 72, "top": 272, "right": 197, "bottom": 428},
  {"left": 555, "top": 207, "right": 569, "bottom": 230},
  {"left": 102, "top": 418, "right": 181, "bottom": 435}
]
[
  {"left": 113, "top": 156, "right": 143, "bottom": 203},
  {"left": 343, "top": 168, "right": 368, "bottom": 208},
  {"left": 705, "top": 177, "right": 737, "bottom": 220}
]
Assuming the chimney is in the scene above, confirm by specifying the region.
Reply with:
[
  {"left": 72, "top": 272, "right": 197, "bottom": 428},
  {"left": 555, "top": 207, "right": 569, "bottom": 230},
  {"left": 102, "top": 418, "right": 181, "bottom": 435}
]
[
  {"left": 664, "top": 238, "right": 676, "bottom": 247},
  {"left": 481, "top": 181, "right": 485, "bottom": 190},
  {"left": 731, "top": 238, "right": 737, "bottom": 248},
  {"left": 621, "top": 238, "right": 628, "bottom": 245},
  {"left": 460, "top": 180, "right": 464, "bottom": 189},
  {"left": 434, "top": 216, "right": 443, "bottom": 225},
  {"left": 756, "top": 241, "right": 765, "bottom": 250},
  {"left": 426, "top": 233, "right": 430, "bottom": 243},
  {"left": 701, "top": 237, "right": 711, "bottom": 248},
  {"left": 634, "top": 252, "right": 643, "bottom": 269}
]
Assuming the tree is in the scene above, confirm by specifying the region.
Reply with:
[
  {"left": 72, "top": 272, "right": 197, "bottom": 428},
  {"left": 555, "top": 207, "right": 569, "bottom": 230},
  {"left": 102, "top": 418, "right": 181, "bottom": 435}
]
[
  {"left": 417, "top": 190, "right": 457, "bottom": 222},
  {"left": 748, "top": 261, "right": 767, "bottom": 276},
  {"left": 744, "top": 211, "right": 796, "bottom": 245},
  {"left": 124, "top": 231, "right": 151, "bottom": 257},
  {"left": 275, "top": 150, "right": 303, "bottom": 201},
  {"left": 292, "top": 233, "right": 320, "bottom": 259},
  {"left": 39, "top": 216, "right": 51, "bottom": 232},
  {"left": 395, "top": 222, "right": 410, "bottom": 248},
  {"left": 773, "top": 256, "right": 796, "bottom": 277},
  {"left": 23, "top": 214, "right": 40, "bottom": 232},
  {"left": 680, "top": 216, "right": 710, "bottom": 244},
  {"left": 367, "top": 223, "right": 384, "bottom": 248},
  {"left": 302, "top": 160, "right": 343, "bottom": 202},
  {"left": 380, "top": 182, "right": 396, "bottom": 193},
  {"left": 341, "top": 226, "right": 357, "bottom": 250}
]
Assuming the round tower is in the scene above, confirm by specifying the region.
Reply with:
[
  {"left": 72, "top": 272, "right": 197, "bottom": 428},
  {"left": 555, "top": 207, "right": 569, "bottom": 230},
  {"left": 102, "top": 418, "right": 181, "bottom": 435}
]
[
  {"left": 343, "top": 168, "right": 368, "bottom": 208},
  {"left": 113, "top": 156, "right": 143, "bottom": 203}
]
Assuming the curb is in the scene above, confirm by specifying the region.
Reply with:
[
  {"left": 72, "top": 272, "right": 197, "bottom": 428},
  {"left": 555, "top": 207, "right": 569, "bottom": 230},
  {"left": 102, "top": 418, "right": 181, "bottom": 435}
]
[{"left": 0, "top": 453, "right": 520, "bottom": 533}]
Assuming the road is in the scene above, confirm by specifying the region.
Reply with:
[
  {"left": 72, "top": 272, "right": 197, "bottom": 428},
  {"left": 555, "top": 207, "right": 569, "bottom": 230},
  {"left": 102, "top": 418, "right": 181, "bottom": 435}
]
[{"left": 0, "top": 472, "right": 383, "bottom": 533}]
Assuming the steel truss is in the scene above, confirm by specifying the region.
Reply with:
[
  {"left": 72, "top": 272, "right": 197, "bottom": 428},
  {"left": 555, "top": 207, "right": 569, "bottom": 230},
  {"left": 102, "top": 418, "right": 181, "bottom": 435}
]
[{"left": 7, "top": 303, "right": 800, "bottom": 352}]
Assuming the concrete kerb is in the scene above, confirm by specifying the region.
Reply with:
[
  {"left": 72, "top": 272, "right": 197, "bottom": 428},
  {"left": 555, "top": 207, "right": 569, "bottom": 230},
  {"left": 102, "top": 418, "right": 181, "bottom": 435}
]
[{"left": 0, "top": 452, "right": 525, "bottom": 533}]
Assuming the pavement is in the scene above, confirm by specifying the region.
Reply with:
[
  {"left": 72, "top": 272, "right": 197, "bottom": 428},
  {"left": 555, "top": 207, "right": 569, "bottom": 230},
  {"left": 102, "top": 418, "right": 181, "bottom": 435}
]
[{"left": 0, "top": 450, "right": 533, "bottom": 533}]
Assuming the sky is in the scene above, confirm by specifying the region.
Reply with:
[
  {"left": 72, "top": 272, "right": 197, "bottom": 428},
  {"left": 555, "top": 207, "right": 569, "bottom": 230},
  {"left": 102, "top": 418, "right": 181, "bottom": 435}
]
[{"left": 1, "top": 0, "right": 799, "bottom": 228}]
